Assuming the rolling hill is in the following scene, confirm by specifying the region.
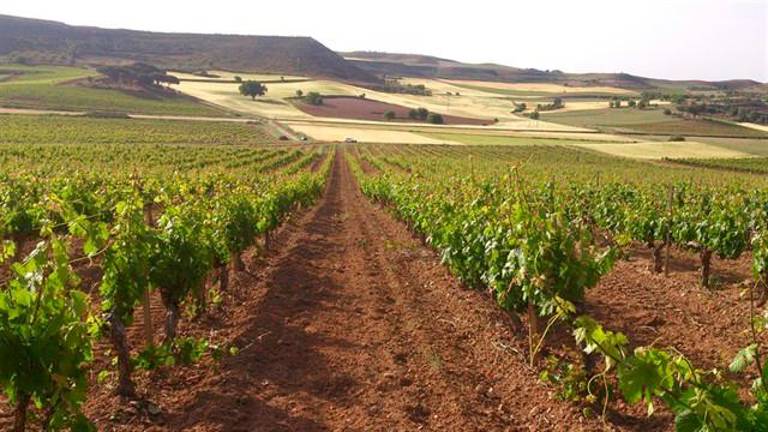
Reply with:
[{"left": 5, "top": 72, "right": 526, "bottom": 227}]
[
  {"left": 342, "top": 51, "right": 765, "bottom": 91},
  {"left": 0, "top": 14, "right": 379, "bottom": 83}
]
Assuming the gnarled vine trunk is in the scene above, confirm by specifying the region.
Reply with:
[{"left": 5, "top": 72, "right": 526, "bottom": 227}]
[
  {"left": 164, "top": 302, "right": 180, "bottom": 343},
  {"left": 758, "top": 272, "right": 768, "bottom": 307},
  {"left": 197, "top": 279, "right": 207, "bottom": 316},
  {"left": 108, "top": 314, "right": 135, "bottom": 397},
  {"left": 700, "top": 248, "right": 713, "bottom": 289},
  {"left": 218, "top": 264, "right": 229, "bottom": 292},
  {"left": 650, "top": 242, "right": 665, "bottom": 273},
  {"left": 13, "top": 392, "right": 30, "bottom": 432},
  {"left": 231, "top": 251, "right": 245, "bottom": 272}
]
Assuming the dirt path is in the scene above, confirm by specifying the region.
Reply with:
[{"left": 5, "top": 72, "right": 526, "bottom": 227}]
[{"left": 156, "top": 149, "right": 605, "bottom": 431}]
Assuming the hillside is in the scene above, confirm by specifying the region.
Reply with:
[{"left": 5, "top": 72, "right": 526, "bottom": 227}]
[
  {"left": 342, "top": 51, "right": 764, "bottom": 91},
  {"left": 0, "top": 15, "right": 379, "bottom": 83}
]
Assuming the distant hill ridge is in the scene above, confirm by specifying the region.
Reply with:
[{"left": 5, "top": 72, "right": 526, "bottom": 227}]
[
  {"left": 0, "top": 15, "right": 762, "bottom": 91},
  {"left": 0, "top": 14, "right": 379, "bottom": 83},
  {"left": 341, "top": 51, "right": 765, "bottom": 91}
]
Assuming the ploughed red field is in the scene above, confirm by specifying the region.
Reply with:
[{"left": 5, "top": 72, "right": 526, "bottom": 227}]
[{"left": 294, "top": 96, "right": 492, "bottom": 125}]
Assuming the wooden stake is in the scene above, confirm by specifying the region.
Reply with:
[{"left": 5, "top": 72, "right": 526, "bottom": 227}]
[
  {"left": 142, "top": 288, "right": 153, "bottom": 346},
  {"left": 528, "top": 300, "right": 539, "bottom": 367},
  {"left": 143, "top": 204, "right": 154, "bottom": 347},
  {"left": 665, "top": 185, "right": 674, "bottom": 277}
]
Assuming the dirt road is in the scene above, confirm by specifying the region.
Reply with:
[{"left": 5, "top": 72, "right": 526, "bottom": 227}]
[{"left": 110, "top": 149, "right": 604, "bottom": 431}]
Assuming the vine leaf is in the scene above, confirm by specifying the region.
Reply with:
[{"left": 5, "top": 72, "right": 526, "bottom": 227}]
[{"left": 729, "top": 343, "right": 757, "bottom": 373}]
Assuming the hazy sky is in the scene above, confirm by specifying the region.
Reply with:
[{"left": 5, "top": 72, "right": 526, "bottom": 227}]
[{"left": 2, "top": 0, "right": 766, "bottom": 81}]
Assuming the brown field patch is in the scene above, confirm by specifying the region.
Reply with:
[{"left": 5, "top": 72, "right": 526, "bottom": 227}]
[{"left": 293, "top": 96, "right": 492, "bottom": 126}]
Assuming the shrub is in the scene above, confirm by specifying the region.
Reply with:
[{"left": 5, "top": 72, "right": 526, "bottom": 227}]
[
  {"left": 304, "top": 92, "right": 323, "bottom": 106},
  {"left": 427, "top": 113, "right": 445, "bottom": 124},
  {"left": 384, "top": 110, "right": 396, "bottom": 121},
  {"left": 668, "top": 135, "right": 686, "bottom": 142}
]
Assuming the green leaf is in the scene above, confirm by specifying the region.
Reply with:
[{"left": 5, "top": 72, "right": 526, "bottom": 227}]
[{"left": 730, "top": 344, "right": 757, "bottom": 373}]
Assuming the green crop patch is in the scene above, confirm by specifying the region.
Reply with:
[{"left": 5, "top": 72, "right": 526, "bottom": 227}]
[{"left": 0, "top": 65, "right": 228, "bottom": 117}]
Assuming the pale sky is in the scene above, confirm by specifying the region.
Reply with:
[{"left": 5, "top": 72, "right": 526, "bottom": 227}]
[{"left": 2, "top": 0, "right": 767, "bottom": 82}]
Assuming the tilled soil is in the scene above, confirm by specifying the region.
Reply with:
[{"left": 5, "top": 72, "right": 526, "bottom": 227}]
[
  {"left": 87, "top": 150, "right": 604, "bottom": 431},
  {"left": 293, "top": 96, "right": 493, "bottom": 126},
  {"left": 582, "top": 247, "right": 763, "bottom": 429},
  {"left": 10, "top": 149, "right": 760, "bottom": 431}
]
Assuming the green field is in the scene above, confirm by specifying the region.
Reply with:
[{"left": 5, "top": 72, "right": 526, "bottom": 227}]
[
  {"left": 543, "top": 108, "right": 768, "bottom": 138},
  {"left": 0, "top": 114, "right": 275, "bottom": 145},
  {"left": 0, "top": 64, "right": 228, "bottom": 116}
]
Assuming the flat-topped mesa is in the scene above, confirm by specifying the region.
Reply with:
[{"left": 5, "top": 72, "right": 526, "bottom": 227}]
[{"left": 0, "top": 14, "right": 380, "bottom": 83}]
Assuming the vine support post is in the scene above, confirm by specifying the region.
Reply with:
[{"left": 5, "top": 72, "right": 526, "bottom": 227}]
[
  {"left": 527, "top": 299, "right": 539, "bottom": 367},
  {"left": 142, "top": 287, "right": 153, "bottom": 347},
  {"left": 143, "top": 200, "right": 154, "bottom": 347},
  {"left": 665, "top": 184, "right": 674, "bottom": 277}
]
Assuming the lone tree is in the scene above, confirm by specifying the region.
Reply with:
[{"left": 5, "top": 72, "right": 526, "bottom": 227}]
[
  {"left": 234, "top": 76, "right": 242, "bottom": 83},
  {"left": 239, "top": 81, "right": 268, "bottom": 100},
  {"left": 296, "top": 89, "right": 304, "bottom": 97},
  {"left": 384, "top": 110, "right": 396, "bottom": 121}
]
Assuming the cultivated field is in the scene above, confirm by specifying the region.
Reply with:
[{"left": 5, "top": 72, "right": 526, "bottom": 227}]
[
  {"left": 571, "top": 140, "right": 753, "bottom": 159},
  {"left": 0, "top": 114, "right": 277, "bottom": 145},
  {"left": 3, "top": 61, "right": 768, "bottom": 432},
  {"left": 5, "top": 8, "right": 768, "bottom": 431},
  {"left": 446, "top": 79, "right": 638, "bottom": 97},
  {"left": 0, "top": 65, "right": 226, "bottom": 116},
  {"left": 544, "top": 107, "right": 768, "bottom": 138}
]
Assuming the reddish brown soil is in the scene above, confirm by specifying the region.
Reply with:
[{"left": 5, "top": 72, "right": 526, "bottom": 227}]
[
  {"left": 30, "top": 150, "right": 602, "bottom": 431},
  {"left": 294, "top": 96, "right": 492, "bottom": 126},
  {"left": 6, "top": 150, "right": 762, "bottom": 431},
  {"left": 577, "top": 246, "right": 763, "bottom": 429}
]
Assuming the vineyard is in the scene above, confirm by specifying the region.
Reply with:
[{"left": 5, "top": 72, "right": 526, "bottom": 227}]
[
  {"left": 0, "top": 139, "right": 332, "bottom": 430},
  {"left": 0, "top": 115, "right": 276, "bottom": 146},
  {"left": 348, "top": 144, "right": 768, "bottom": 430},
  {"left": 3, "top": 135, "right": 768, "bottom": 430}
]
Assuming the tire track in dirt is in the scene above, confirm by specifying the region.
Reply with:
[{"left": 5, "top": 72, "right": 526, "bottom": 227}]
[{"left": 157, "top": 148, "right": 608, "bottom": 431}]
